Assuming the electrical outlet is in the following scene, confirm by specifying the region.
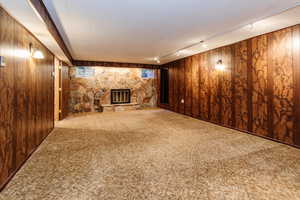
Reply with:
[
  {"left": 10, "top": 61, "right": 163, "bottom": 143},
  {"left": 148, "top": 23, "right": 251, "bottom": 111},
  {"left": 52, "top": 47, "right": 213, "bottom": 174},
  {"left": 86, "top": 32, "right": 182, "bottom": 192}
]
[{"left": 0, "top": 56, "right": 6, "bottom": 67}]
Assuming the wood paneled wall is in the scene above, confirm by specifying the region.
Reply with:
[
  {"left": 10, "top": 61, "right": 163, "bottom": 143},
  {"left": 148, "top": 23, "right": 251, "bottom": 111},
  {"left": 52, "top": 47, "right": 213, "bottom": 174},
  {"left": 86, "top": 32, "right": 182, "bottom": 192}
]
[
  {"left": 60, "top": 63, "right": 70, "bottom": 120},
  {"left": 159, "top": 25, "right": 300, "bottom": 148},
  {"left": 54, "top": 57, "right": 60, "bottom": 121},
  {"left": 0, "top": 7, "right": 54, "bottom": 190}
]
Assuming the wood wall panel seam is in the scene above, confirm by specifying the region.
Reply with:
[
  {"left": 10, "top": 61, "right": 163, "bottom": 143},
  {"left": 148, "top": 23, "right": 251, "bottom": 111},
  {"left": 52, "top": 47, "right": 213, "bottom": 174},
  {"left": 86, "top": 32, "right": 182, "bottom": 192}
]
[
  {"left": 231, "top": 46, "right": 236, "bottom": 127},
  {"left": 267, "top": 34, "right": 274, "bottom": 138},
  {"left": 293, "top": 25, "right": 300, "bottom": 145},
  {"left": 247, "top": 39, "right": 253, "bottom": 132}
]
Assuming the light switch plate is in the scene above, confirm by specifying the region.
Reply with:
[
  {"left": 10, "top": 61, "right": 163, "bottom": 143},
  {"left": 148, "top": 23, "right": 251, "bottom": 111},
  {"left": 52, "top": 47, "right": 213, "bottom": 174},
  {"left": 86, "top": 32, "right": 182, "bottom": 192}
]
[{"left": 0, "top": 56, "right": 6, "bottom": 67}]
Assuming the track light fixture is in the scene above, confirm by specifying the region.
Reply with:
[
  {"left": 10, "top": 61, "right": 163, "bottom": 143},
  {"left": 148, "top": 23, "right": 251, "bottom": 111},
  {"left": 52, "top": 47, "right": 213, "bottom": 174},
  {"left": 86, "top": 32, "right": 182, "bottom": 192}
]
[{"left": 154, "top": 57, "right": 160, "bottom": 64}]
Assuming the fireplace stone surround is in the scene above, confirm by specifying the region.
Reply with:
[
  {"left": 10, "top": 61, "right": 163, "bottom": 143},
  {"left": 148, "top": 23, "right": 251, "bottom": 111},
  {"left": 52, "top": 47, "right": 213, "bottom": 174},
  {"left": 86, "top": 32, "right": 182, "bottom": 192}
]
[{"left": 69, "top": 67, "right": 157, "bottom": 113}]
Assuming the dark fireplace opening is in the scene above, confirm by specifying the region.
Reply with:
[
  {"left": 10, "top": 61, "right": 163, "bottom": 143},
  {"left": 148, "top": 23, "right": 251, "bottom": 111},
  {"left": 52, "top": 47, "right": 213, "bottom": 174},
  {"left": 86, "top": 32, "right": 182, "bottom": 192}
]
[{"left": 111, "top": 89, "right": 131, "bottom": 104}]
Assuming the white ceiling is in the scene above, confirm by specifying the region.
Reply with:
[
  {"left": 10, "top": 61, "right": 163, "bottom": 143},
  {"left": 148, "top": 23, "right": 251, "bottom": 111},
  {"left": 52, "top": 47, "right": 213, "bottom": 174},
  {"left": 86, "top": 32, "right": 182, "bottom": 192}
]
[
  {"left": 42, "top": 0, "right": 300, "bottom": 64},
  {"left": 1, "top": 0, "right": 300, "bottom": 65},
  {"left": 0, "top": 0, "right": 69, "bottom": 63}
]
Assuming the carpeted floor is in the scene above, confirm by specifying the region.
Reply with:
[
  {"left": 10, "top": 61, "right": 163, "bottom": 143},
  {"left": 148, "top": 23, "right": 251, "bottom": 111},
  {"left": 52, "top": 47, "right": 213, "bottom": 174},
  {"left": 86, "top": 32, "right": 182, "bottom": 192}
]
[{"left": 1, "top": 109, "right": 300, "bottom": 200}]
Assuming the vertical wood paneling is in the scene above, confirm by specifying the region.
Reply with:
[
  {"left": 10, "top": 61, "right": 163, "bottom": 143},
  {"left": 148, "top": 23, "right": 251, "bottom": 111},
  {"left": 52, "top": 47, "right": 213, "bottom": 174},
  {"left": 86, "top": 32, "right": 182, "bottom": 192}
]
[
  {"left": 209, "top": 50, "right": 220, "bottom": 123},
  {"left": 60, "top": 64, "right": 70, "bottom": 120},
  {"left": 173, "top": 61, "right": 179, "bottom": 113},
  {"left": 0, "top": 8, "right": 15, "bottom": 185},
  {"left": 220, "top": 46, "right": 232, "bottom": 126},
  {"left": 184, "top": 57, "right": 192, "bottom": 116},
  {"left": 293, "top": 25, "right": 300, "bottom": 146},
  {"left": 199, "top": 52, "right": 210, "bottom": 120},
  {"left": 27, "top": 49, "right": 37, "bottom": 154},
  {"left": 159, "top": 24, "right": 300, "bottom": 149},
  {"left": 252, "top": 35, "right": 269, "bottom": 136},
  {"left": 14, "top": 24, "right": 29, "bottom": 167},
  {"left": 247, "top": 40, "right": 253, "bottom": 132},
  {"left": 168, "top": 63, "right": 174, "bottom": 110},
  {"left": 0, "top": 7, "right": 54, "bottom": 190},
  {"left": 233, "top": 41, "right": 248, "bottom": 131},
  {"left": 270, "top": 28, "right": 294, "bottom": 144},
  {"left": 178, "top": 59, "right": 185, "bottom": 114},
  {"left": 54, "top": 58, "right": 60, "bottom": 121},
  {"left": 156, "top": 69, "right": 160, "bottom": 107},
  {"left": 191, "top": 55, "right": 200, "bottom": 118}
]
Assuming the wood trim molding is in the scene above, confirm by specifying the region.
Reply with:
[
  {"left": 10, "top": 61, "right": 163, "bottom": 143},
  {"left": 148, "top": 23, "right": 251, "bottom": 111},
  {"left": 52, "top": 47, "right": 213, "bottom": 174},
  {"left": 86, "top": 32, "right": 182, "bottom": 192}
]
[
  {"left": 72, "top": 60, "right": 160, "bottom": 69},
  {"left": 28, "top": 0, "right": 73, "bottom": 63}
]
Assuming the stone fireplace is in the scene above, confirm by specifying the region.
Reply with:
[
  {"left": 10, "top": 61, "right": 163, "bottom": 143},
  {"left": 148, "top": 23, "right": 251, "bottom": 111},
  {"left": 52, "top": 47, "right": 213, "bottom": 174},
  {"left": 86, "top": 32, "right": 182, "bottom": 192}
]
[
  {"left": 69, "top": 67, "right": 157, "bottom": 113},
  {"left": 111, "top": 89, "right": 131, "bottom": 104}
]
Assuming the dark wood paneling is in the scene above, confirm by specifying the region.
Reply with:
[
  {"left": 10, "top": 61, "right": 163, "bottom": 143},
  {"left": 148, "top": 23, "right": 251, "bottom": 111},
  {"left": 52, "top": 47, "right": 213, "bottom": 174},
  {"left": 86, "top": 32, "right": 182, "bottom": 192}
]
[
  {"left": 247, "top": 40, "right": 253, "bottom": 132},
  {"left": 199, "top": 52, "right": 210, "bottom": 120},
  {"left": 178, "top": 59, "right": 185, "bottom": 114},
  {"left": 168, "top": 63, "right": 174, "bottom": 111},
  {"left": 14, "top": 24, "right": 29, "bottom": 167},
  {"left": 0, "top": 7, "right": 54, "bottom": 190},
  {"left": 271, "top": 27, "right": 294, "bottom": 144},
  {"left": 155, "top": 69, "right": 161, "bottom": 107},
  {"left": 252, "top": 35, "right": 269, "bottom": 136},
  {"left": 233, "top": 41, "right": 248, "bottom": 131},
  {"left": 191, "top": 55, "right": 200, "bottom": 118},
  {"left": 73, "top": 60, "right": 159, "bottom": 69},
  {"left": 220, "top": 46, "right": 232, "bottom": 126},
  {"left": 159, "top": 24, "right": 300, "bottom": 148},
  {"left": 0, "top": 7, "right": 15, "bottom": 186},
  {"left": 173, "top": 61, "right": 180, "bottom": 113},
  {"left": 60, "top": 64, "right": 70, "bottom": 120},
  {"left": 209, "top": 50, "right": 220, "bottom": 123},
  {"left": 184, "top": 57, "right": 192, "bottom": 116},
  {"left": 293, "top": 25, "right": 300, "bottom": 146}
]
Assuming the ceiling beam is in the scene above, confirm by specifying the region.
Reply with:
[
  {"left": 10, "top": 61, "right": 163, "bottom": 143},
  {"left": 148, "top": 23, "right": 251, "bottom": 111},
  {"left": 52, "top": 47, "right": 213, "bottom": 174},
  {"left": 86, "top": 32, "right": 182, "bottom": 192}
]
[
  {"left": 73, "top": 60, "right": 160, "bottom": 69},
  {"left": 28, "top": 0, "right": 73, "bottom": 64}
]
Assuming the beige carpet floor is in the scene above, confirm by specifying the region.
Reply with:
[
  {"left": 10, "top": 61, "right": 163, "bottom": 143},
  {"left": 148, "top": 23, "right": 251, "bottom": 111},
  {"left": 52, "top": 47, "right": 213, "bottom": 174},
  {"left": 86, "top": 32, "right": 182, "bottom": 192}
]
[{"left": 1, "top": 109, "right": 300, "bottom": 200}]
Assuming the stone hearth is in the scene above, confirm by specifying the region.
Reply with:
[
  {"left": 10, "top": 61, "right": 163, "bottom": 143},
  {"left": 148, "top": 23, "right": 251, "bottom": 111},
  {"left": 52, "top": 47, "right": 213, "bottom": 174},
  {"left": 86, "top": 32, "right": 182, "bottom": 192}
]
[{"left": 101, "top": 103, "right": 140, "bottom": 112}]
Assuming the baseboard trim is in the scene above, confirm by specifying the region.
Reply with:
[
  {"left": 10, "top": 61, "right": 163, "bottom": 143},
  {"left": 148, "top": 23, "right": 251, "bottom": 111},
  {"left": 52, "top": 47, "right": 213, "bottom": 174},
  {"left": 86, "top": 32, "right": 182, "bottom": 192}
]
[
  {"left": 0, "top": 127, "right": 55, "bottom": 192},
  {"left": 159, "top": 105, "right": 300, "bottom": 150}
]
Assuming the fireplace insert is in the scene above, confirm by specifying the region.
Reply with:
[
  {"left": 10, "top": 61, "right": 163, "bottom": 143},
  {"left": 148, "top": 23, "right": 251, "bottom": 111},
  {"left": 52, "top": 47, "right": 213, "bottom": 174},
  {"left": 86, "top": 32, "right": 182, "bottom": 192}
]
[{"left": 111, "top": 89, "right": 131, "bottom": 104}]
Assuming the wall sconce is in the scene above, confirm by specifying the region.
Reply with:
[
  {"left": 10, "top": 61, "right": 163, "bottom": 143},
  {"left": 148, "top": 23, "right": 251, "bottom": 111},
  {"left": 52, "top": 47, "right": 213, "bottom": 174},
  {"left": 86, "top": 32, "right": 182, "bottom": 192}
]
[
  {"left": 30, "top": 43, "right": 44, "bottom": 59},
  {"left": 215, "top": 59, "right": 225, "bottom": 71}
]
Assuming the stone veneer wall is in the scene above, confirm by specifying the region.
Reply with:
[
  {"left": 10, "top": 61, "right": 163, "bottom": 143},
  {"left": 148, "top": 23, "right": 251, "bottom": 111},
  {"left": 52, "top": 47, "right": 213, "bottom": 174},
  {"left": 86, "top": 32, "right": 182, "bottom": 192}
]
[{"left": 69, "top": 67, "right": 157, "bottom": 113}]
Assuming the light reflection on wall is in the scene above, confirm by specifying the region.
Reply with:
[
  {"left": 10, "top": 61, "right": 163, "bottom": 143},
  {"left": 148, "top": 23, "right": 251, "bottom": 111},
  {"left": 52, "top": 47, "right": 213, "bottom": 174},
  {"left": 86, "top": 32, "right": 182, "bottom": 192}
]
[{"left": 14, "top": 49, "right": 30, "bottom": 58}]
